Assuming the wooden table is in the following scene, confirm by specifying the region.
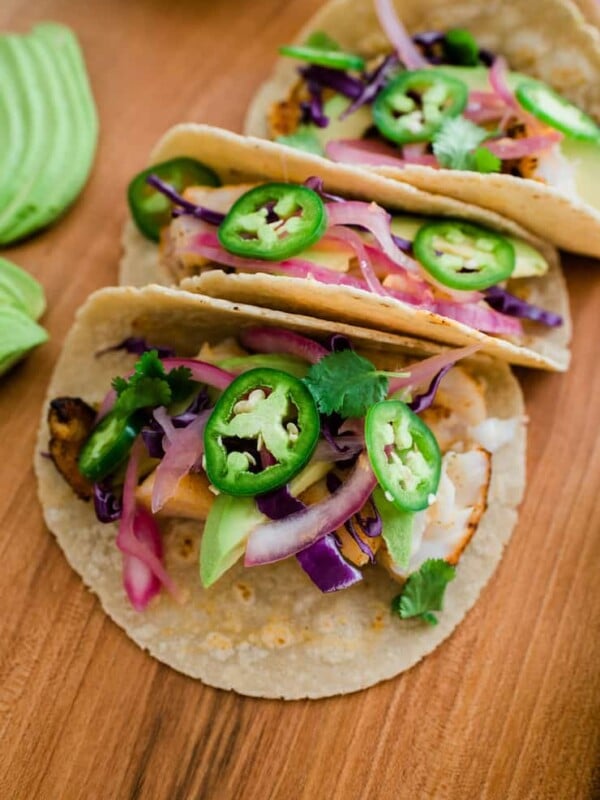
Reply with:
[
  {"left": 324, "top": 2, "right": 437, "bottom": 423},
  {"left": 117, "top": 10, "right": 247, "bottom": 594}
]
[{"left": 1, "top": 1, "right": 599, "bottom": 797}]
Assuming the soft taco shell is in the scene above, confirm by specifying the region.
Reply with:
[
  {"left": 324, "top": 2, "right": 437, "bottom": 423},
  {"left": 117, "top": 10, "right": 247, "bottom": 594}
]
[
  {"left": 120, "top": 124, "right": 570, "bottom": 371},
  {"left": 36, "top": 285, "right": 525, "bottom": 699},
  {"left": 244, "top": 0, "right": 600, "bottom": 257}
]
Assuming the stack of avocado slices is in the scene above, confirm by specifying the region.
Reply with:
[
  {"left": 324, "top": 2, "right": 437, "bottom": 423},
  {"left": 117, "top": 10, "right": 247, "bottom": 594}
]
[
  {"left": 0, "top": 23, "right": 98, "bottom": 245},
  {"left": 0, "top": 257, "right": 47, "bottom": 375}
]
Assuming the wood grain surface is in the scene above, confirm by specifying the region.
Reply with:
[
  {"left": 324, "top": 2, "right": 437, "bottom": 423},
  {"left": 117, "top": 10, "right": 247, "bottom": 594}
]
[{"left": 1, "top": 1, "right": 599, "bottom": 798}]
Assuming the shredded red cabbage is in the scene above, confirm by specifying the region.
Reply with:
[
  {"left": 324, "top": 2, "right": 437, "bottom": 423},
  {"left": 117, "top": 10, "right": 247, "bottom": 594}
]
[
  {"left": 146, "top": 174, "right": 225, "bottom": 225},
  {"left": 391, "top": 233, "right": 414, "bottom": 253},
  {"left": 299, "top": 64, "right": 364, "bottom": 99},
  {"left": 96, "top": 337, "right": 175, "bottom": 359},
  {"left": 256, "top": 485, "right": 306, "bottom": 519},
  {"left": 141, "top": 389, "right": 211, "bottom": 459},
  {"left": 301, "top": 81, "right": 329, "bottom": 127},
  {"left": 296, "top": 535, "right": 363, "bottom": 592},
  {"left": 340, "top": 54, "right": 399, "bottom": 119},
  {"left": 408, "top": 364, "right": 453, "bottom": 413},
  {"left": 484, "top": 286, "right": 563, "bottom": 327},
  {"left": 93, "top": 482, "right": 122, "bottom": 523},
  {"left": 256, "top": 484, "right": 361, "bottom": 592}
]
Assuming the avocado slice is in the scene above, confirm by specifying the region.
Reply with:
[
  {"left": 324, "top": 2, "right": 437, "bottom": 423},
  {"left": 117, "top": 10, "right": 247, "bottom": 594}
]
[
  {"left": 0, "top": 24, "right": 97, "bottom": 244},
  {"left": 0, "top": 257, "right": 46, "bottom": 318},
  {"left": 374, "top": 486, "right": 413, "bottom": 571},
  {"left": 200, "top": 494, "right": 265, "bottom": 588},
  {"left": 0, "top": 306, "right": 48, "bottom": 376}
]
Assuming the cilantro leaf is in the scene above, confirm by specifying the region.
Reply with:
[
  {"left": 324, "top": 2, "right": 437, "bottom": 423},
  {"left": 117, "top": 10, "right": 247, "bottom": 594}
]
[
  {"left": 305, "top": 31, "right": 340, "bottom": 51},
  {"left": 115, "top": 376, "right": 172, "bottom": 416},
  {"left": 391, "top": 559, "right": 456, "bottom": 625},
  {"left": 276, "top": 126, "right": 324, "bottom": 157},
  {"left": 303, "top": 349, "right": 389, "bottom": 418},
  {"left": 168, "top": 365, "right": 195, "bottom": 405},
  {"left": 432, "top": 117, "right": 500, "bottom": 173},
  {"left": 111, "top": 350, "right": 193, "bottom": 417}
]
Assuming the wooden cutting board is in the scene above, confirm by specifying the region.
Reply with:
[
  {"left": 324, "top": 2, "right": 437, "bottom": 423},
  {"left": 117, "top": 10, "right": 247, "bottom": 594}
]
[{"left": 1, "top": 1, "right": 599, "bottom": 797}]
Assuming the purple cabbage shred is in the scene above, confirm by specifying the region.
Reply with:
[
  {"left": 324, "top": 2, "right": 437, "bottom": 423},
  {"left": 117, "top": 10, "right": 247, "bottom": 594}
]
[
  {"left": 96, "top": 337, "right": 175, "bottom": 359},
  {"left": 301, "top": 81, "right": 329, "bottom": 127},
  {"left": 340, "top": 54, "right": 399, "bottom": 119},
  {"left": 256, "top": 485, "right": 306, "bottom": 520},
  {"left": 299, "top": 65, "right": 363, "bottom": 100},
  {"left": 303, "top": 176, "right": 344, "bottom": 203},
  {"left": 408, "top": 364, "right": 453, "bottom": 414},
  {"left": 484, "top": 286, "right": 563, "bottom": 327},
  {"left": 146, "top": 174, "right": 225, "bottom": 225},
  {"left": 391, "top": 234, "right": 414, "bottom": 254},
  {"left": 93, "top": 482, "right": 122, "bottom": 523},
  {"left": 296, "top": 535, "right": 363, "bottom": 592}
]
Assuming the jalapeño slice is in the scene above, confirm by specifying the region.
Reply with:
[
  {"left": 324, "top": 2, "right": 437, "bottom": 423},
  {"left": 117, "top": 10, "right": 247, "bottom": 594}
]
[
  {"left": 218, "top": 183, "right": 327, "bottom": 261},
  {"left": 366, "top": 401, "right": 441, "bottom": 512},
  {"left": 413, "top": 220, "right": 515, "bottom": 291},
  {"left": 279, "top": 44, "right": 365, "bottom": 72},
  {"left": 373, "top": 69, "right": 468, "bottom": 144},
  {"left": 203, "top": 368, "right": 320, "bottom": 496},
  {"left": 516, "top": 80, "right": 600, "bottom": 143},
  {"left": 128, "top": 157, "right": 220, "bottom": 242},
  {"left": 78, "top": 410, "right": 144, "bottom": 483}
]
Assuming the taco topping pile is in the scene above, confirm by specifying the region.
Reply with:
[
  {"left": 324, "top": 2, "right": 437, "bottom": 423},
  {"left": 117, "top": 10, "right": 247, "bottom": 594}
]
[
  {"left": 128, "top": 167, "right": 562, "bottom": 336},
  {"left": 268, "top": 0, "right": 600, "bottom": 194},
  {"left": 48, "top": 328, "right": 517, "bottom": 624}
]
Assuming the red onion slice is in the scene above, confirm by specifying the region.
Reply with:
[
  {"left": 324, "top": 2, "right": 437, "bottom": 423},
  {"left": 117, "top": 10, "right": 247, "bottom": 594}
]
[
  {"left": 327, "top": 225, "right": 386, "bottom": 295},
  {"left": 122, "top": 507, "right": 163, "bottom": 611},
  {"left": 240, "top": 326, "right": 328, "bottom": 364},
  {"left": 388, "top": 344, "right": 481, "bottom": 394},
  {"left": 489, "top": 57, "right": 550, "bottom": 135},
  {"left": 116, "top": 439, "right": 186, "bottom": 606},
  {"left": 433, "top": 300, "right": 523, "bottom": 335},
  {"left": 485, "top": 132, "right": 562, "bottom": 159},
  {"left": 192, "top": 231, "right": 370, "bottom": 291},
  {"left": 326, "top": 200, "right": 420, "bottom": 273},
  {"left": 374, "top": 0, "right": 429, "bottom": 69},
  {"left": 150, "top": 408, "right": 210, "bottom": 513},
  {"left": 244, "top": 453, "right": 377, "bottom": 566}
]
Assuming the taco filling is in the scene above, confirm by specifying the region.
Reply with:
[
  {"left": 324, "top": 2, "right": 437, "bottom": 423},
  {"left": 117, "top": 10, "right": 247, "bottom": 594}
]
[
  {"left": 129, "top": 167, "right": 562, "bottom": 340},
  {"left": 46, "top": 325, "right": 518, "bottom": 626},
  {"left": 266, "top": 0, "right": 600, "bottom": 207}
]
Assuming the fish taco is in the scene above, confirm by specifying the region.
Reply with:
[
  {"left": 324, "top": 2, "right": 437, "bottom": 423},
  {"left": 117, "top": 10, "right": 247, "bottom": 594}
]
[
  {"left": 120, "top": 124, "right": 570, "bottom": 370},
  {"left": 245, "top": 0, "right": 600, "bottom": 257},
  {"left": 36, "top": 285, "right": 525, "bottom": 698}
]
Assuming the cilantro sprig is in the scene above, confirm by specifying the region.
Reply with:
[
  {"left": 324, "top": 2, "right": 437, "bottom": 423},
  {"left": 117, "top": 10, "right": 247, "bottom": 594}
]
[
  {"left": 391, "top": 558, "right": 456, "bottom": 626},
  {"left": 432, "top": 117, "right": 501, "bottom": 174},
  {"left": 303, "top": 349, "right": 407, "bottom": 419},
  {"left": 111, "top": 350, "right": 193, "bottom": 417}
]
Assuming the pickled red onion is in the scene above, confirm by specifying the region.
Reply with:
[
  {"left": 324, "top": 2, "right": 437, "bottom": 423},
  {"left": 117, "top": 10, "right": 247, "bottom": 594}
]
[
  {"left": 240, "top": 327, "right": 329, "bottom": 364},
  {"left": 388, "top": 345, "right": 481, "bottom": 394},
  {"left": 245, "top": 452, "right": 377, "bottom": 566},
  {"left": 374, "top": 0, "right": 429, "bottom": 69},
  {"left": 150, "top": 408, "right": 210, "bottom": 513},
  {"left": 117, "top": 439, "right": 186, "bottom": 606},
  {"left": 485, "top": 132, "right": 562, "bottom": 159}
]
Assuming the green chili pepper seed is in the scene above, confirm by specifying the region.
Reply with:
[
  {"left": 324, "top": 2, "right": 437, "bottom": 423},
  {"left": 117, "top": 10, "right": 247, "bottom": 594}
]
[
  {"left": 373, "top": 70, "right": 468, "bottom": 145},
  {"left": 218, "top": 183, "right": 327, "bottom": 261},
  {"left": 366, "top": 400, "right": 441, "bottom": 512},
  {"left": 128, "top": 157, "right": 221, "bottom": 242},
  {"left": 204, "top": 368, "right": 320, "bottom": 496},
  {"left": 413, "top": 220, "right": 515, "bottom": 291}
]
